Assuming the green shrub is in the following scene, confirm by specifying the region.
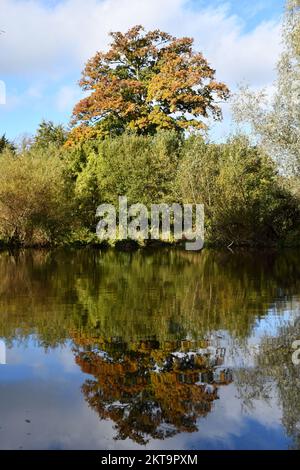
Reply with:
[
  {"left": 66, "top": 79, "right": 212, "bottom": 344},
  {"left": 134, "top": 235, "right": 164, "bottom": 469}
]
[
  {"left": 177, "top": 135, "right": 300, "bottom": 246},
  {"left": 0, "top": 148, "right": 72, "bottom": 246},
  {"left": 66, "top": 131, "right": 182, "bottom": 231}
]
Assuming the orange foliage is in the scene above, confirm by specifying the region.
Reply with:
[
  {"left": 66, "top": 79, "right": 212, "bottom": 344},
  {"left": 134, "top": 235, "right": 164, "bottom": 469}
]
[
  {"left": 68, "top": 25, "right": 229, "bottom": 145},
  {"left": 73, "top": 335, "right": 232, "bottom": 444}
]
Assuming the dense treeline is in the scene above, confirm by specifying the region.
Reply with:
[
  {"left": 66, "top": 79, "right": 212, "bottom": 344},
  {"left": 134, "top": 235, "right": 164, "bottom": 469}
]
[
  {"left": 0, "top": 130, "right": 299, "bottom": 247},
  {"left": 0, "top": 10, "right": 299, "bottom": 248}
]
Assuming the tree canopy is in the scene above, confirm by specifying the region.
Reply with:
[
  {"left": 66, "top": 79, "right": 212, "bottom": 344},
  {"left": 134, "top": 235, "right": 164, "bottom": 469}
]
[
  {"left": 33, "top": 120, "right": 67, "bottom": 149},
  {"left": 69, "top": 25, "right": 229, "bottom": 143},
  {"left": 0, "top": 134, "right": 15, "bottom": 153}
]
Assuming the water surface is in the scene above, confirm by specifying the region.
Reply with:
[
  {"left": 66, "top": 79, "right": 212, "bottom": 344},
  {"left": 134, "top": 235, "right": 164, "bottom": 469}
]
[{"left": 0, "top": 248, "right": 299, "bottom": 450}]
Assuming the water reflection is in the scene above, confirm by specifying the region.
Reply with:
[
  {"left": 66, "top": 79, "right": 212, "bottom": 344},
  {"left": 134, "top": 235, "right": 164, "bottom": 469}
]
[
  {"left": 74, "top": 336, "right": 232, "bottom": 444},
  {"left": 235, "top": 315, "right": 300, "bottom": 449},
  {"left": 0, "top": 248, "right": 299, "bottom": 449}
]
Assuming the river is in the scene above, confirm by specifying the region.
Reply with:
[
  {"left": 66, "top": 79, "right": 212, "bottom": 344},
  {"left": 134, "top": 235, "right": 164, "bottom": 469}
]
[{"left": 0, "top": 248, "right": 299, "bottom": 449}]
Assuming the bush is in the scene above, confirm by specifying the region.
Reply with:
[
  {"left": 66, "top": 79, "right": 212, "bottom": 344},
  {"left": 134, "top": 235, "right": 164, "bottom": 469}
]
[
  {"left": 66, "top": 131, "right": 182, "bottom": 231},
  {"left": 177, "top": 135, "right": 300, "bottom": 246},
  {"left": 0, "top": 148, "right": 72, "bottom": 246},
  {"left": 97, "top": 131, "right": 181, "bottom": 205}
]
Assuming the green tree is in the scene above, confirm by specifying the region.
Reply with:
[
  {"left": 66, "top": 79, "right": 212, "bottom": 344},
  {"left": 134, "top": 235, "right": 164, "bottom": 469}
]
[
  {"left": 0, "top": 147, "right": 72, "bottom": 246},
  {"left": 33, "top": 120, "right": 67, "bottom": 149},
  {"left": 0, "top": 134, "right": 15, "bottom": 153},
  {"left": 177, "top": 136, "right": 300, "bottom": 245},
  {"left": 63, "top": 131, "right": 182, "bottom": 236},
  {"left": 95, "top": 131, "right": 181, "bottom": 207}
]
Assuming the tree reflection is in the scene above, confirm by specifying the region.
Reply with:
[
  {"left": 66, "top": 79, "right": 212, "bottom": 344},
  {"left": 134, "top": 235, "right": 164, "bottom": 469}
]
[
  {"left": 235, "top": 312, "right": 300, "bottom": 449},
  {"left": 1, "top": 248, "right": 299, "bottom": 345},
  {"left": 73, "top": 336, "right": 232, "bottom": 444}
]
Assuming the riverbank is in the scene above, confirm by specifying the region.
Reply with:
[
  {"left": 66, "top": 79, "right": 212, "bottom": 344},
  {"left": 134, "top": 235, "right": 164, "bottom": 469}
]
[{"left": 1, "top": 236, "right": 300, "bottom": 252}]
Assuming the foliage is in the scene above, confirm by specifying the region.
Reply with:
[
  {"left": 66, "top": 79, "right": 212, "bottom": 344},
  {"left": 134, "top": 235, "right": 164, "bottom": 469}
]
[
  {"left": 0, "top": 147, "right": 72, "bottom": 246},
  {"left": 96, "top": 131, "right": 181, "bottom": 206},
  {"left": 62, "top": 130, "right": 299, "bottom": 247},
  {"left": 61, "top": 131, "right": 182, "bottom": 231},
  {"left": 177, "top": 135, "right": 300, "bottom": 245},
  {"left": 69, "top": 25, "right": 229, "bottom": 144},
  {"left": 0, "top": 128, "right": 298, "bottom": 247},
  {"left": 33, "top": 120, "right": 68, "bottom": 150},
  {"left": 232, "top": 0, "right": 300, "bottom": 178},
  {"left": 0, "top": 134, "right": 16, "bottom": 153}
]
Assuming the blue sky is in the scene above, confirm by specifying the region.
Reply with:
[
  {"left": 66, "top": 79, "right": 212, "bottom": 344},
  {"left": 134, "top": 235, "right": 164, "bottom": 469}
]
[{"left": 0, "top": 0, "right": 285, "bottom": 142}]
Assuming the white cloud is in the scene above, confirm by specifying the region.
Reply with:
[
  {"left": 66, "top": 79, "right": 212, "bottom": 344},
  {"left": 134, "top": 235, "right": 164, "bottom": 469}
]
[
  {"left": 55, "top": 84, "right": 82, "bottom": 112},
  {"left": 0, "top": 0, "right": 281, "bottom": 88},
  {"left": 209, "top": 20, "right": 281, "bottom": 87},
  {"left": 3, "top": 81, "right": 47, "bottom": 110}
]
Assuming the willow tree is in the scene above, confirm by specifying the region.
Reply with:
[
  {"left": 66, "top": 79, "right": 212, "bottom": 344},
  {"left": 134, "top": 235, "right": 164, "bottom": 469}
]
[
  {"left": 69, "top": 25, "right": 229, "bottom": 144},
  {"left": 233, "top": 0, "right": 300, "bottom": 179}
]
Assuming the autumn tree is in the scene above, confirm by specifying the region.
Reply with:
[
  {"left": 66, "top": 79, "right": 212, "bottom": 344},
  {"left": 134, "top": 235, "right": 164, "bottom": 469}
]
[{"left": 70, "top": 25, "right": 229, "bottom": 142}]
